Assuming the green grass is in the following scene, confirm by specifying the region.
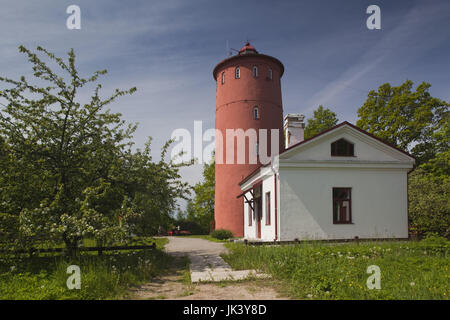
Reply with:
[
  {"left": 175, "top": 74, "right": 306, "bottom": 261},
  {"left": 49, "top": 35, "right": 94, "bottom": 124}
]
[
  {"left": 0, "top": 237, "right": 170, "bottom": 300},
  {"left": 222, "top": 239, "right": 449, "bottom": 300}
]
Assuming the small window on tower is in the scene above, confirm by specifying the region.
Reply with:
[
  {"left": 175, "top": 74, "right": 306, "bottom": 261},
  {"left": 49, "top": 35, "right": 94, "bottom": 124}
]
[
  {"left": 253, "top": 66, "right": 258, "bottom": 78},
  {"left": 268, "top": 68, "right": 273, "bottom": 80},
  {"left": 221, "top": 72, "right": 225, "bottom": 84},
  {"left": 235, "top": 66, "right": 240, "bottom": 79},
  {"left": 253, "top": 106, "right": 259, "bottom": 119}
]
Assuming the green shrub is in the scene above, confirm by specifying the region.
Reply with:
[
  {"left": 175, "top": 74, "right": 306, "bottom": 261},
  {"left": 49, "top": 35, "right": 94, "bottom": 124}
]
[
  {"left": 211, "top": 229, "right": 233, "bottom": 240},
  {"left": 421, "top": 233, "right": 449, "bottom": 247}
]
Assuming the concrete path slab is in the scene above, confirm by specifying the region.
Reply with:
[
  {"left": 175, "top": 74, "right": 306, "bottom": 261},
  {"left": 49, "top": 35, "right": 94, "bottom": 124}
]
[{"left": 164, "top": 237, "right": 268, "bottom": 283}]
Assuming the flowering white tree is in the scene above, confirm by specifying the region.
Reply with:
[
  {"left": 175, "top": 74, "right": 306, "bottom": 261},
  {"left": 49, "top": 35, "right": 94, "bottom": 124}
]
[{"left": 0, "top": 46, "right": 190, "bottom": 254}]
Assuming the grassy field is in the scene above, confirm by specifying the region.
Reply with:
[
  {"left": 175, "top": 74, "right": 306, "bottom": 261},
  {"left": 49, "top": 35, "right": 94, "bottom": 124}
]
[
  {"left": 0, "top": 237, "right": 170, "bottom": 300},
  {"left": 222, "top": 237, "right": 449, "bottom": 300}
]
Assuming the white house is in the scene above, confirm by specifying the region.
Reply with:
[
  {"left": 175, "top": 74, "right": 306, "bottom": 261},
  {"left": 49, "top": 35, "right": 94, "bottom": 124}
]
[{"left": 238, "top": 119, "right": 415, "bottom": 241}]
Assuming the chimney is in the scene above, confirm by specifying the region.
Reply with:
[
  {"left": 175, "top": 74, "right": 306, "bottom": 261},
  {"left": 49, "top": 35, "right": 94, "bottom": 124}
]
[{"left": 284, "top": 113, "right": 305, "bottom": 148}]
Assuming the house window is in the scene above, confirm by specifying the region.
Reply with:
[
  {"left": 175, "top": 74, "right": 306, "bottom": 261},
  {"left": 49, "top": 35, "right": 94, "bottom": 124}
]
[
  {"left": 265, "top": 192, "right": 271, "bottom": 225},
  {"left": 331, "top": 138, "right": 354, "bottom": 156},
  {"left": 248, "top": 203, "right": 252, "bottom": 226},
  {"left": 253, "top": 106, "right": 259, "bottom": 119},
  {"left": 253, "top": 66, "right": 258, "bottom": 78},
  {"left": 333, "top": 188, "right": 352, "bottom": 224},
  {"left": 268, "top": 68, "right": 273, "bottom": 80},
  {"left": 221, "top": 72, "right": 225, "bottom": 84},
  {"left": 235, "top": 66, "right": 240, "bottom": 79}
]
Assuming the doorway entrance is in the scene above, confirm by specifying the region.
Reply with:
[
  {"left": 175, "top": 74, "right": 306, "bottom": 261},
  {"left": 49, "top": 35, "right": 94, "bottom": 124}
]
[{"left": 253, "top": 185, "right": 262, "bottom": 239}]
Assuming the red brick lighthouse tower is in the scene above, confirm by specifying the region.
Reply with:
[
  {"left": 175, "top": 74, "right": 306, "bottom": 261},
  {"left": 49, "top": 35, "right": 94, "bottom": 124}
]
[{"left": 213, "top": 42, "right": 284, "bottom": 237}]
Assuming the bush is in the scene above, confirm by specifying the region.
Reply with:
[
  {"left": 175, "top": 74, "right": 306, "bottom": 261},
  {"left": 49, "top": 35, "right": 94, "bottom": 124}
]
[
  {"left": 211, "top": 229, "right": 233, "bottom": 240},
  {"left": 421, "top": 233, "right": 449, "bottom": 246}
]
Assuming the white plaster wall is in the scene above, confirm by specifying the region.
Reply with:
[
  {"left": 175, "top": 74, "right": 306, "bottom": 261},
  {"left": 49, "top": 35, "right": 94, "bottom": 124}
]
[
  {"left": 278, "top": 167, "right": 409, "bottom": 240},
  {"left": 260, "top": 175, "right": 276, "bottom": 241},
  {"left": 243, "top": 192, "right": 257, "bottom": 239}
]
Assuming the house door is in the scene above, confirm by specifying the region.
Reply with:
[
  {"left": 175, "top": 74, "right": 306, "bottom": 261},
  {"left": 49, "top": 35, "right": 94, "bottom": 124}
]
[{"left": 256, "top": 197, "right": 262, "bottom": 239}]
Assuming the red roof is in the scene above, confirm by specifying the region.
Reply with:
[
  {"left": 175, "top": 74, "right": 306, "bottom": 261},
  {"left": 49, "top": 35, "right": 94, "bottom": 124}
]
[
  {"left": 239, "top": 42, "right": 258, "bottom": 54},
  {"left": 212, "top": 41, "right": 284, "bottom": 80}
]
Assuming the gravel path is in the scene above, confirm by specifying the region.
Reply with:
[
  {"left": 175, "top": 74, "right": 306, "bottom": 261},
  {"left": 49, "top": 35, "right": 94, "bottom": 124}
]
[
  {"left": 128, "top": 237, "right": 288, "bottom": 300},
  {"left": 165, "top": 237, "right": 265, "bottom": 282}
]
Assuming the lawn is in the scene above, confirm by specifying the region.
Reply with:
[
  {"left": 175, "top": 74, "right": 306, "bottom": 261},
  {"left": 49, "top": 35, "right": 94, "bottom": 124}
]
[
  {"left": 222, "top": 237, "right": 449, "bottom": 300},
  {"left": 0, "top": 237, "right": 170, "bottom": 300}
]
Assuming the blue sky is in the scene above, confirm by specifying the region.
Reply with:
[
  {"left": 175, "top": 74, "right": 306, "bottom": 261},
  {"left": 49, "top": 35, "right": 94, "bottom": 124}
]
[{"left": 1, "top": 0, "right": 449, "bottom": 207}]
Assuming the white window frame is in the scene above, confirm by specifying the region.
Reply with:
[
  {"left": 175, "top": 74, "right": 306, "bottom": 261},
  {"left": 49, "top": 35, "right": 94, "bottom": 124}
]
[
  {"left": 221, "top": 72, "right": 225, "bottom": 84},
  {"left": 235, "top": 66, "right": 240, "bottom": 79},
  {"left": 268, "top": 68, "right": 273, "bottom": 80}
]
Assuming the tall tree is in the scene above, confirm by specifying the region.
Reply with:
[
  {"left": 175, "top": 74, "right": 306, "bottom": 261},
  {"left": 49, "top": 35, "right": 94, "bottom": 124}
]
[
  {"left": 189, "top": 158, "right": 215, "bottom": 234},
  {"left": 125, "top": 139, "right": 191, "bottom": 237},
  {"left": 408, "top": 168, "right": 449, "bottom": 238},
  {"left": 356, "top": 80, "right": 449, "bottom": 164},
  {"left": 304, "top": 105, "right": 338, "bottom": 139}
]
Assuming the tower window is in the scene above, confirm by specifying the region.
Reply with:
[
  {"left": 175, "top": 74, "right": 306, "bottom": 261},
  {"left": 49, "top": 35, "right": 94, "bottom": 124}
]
[
  {"left": 268, "top": 68, "right": 273, "bottom": 80},
  {"left": 253, "top": 66, "right": 258, "bottom": 78},
  {"left": 221, "top": 72, "right": 225, "bottom": 84},
  {"left": 253, "top": 106, "right": 259, "bottom": 119},
  {"left": 235, "top": 66, "right": 240, "bottom": 79},
  {"left": 331, "top": 138, "right": 354, "bottom": 156}
]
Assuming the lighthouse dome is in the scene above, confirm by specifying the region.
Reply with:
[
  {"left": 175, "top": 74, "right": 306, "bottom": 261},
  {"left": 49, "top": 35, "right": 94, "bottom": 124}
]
[{"left": 239, "top": 42, "right": 258, "bottom": 55}]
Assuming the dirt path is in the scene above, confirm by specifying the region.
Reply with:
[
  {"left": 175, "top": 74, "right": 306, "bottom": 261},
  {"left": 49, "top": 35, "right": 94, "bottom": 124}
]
[{"left": 127, "top": 237, "right": 288, "bottom": 300}]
